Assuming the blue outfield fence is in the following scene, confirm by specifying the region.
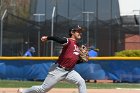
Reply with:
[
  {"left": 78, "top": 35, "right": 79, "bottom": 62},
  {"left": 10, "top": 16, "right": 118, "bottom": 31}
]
[{"left": 0, "top": 57, "right": 140, "bottom": 82}]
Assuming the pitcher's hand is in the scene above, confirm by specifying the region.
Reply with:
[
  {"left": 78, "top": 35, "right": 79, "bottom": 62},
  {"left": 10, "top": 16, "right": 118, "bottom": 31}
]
[{"left": 41, "top": 36, "right": 48, "bottom": 42}]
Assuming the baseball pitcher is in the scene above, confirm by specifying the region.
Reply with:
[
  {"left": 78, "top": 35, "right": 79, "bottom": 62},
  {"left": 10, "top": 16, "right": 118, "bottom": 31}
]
[{"left": 18, "top": 25, "right": 89, "bottom": 93}]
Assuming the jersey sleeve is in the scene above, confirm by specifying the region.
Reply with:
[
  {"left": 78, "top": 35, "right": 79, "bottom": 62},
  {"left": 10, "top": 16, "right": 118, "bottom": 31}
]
[
  {"left": 47, "top": 36, "right": 67, "bottom": 44},
  {"left": 61, "top": 38, "right": 69, "bottom": 46}
]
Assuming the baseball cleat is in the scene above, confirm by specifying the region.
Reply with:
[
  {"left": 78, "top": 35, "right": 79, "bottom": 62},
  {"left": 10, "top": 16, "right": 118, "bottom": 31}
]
[{"left": 17, "top": 88, "right": 23, "bottom": 93}]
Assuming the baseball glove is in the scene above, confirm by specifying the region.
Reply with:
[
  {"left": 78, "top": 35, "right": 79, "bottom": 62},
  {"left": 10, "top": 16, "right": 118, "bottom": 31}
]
[{"left": 79, "top": 45, "right": 89, "bottom": 62}]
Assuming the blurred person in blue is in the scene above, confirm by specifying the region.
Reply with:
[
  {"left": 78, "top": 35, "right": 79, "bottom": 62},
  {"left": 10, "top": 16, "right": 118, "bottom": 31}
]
[
  {"left": 23, "top": 47, "right": 35, "bottom": 56},
  {"left": 86, "top": 46, "right": 99, "bottom": 83},
  {"left": 88, "top": 46, "right": 99, "bottom": 57}
]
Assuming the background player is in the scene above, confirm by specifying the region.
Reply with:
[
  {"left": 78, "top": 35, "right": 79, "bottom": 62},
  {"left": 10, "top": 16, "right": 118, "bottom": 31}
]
[
  {"left": 23, "top": 47, "right": 36, "bottom": 56},
  {"left": 18, "top": 25, "right": 87, "bottom": 93}
]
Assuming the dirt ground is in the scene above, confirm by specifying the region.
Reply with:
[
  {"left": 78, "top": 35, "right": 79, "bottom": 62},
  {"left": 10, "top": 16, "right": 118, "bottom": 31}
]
[{"left": 0, "top": 88, "right": 140, "bottom": 93}]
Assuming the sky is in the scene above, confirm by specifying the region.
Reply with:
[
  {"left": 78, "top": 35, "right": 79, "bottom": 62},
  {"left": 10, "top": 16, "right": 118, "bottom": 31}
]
[{"left": 119, "top": 0, "right": 140, "bottom": 15}]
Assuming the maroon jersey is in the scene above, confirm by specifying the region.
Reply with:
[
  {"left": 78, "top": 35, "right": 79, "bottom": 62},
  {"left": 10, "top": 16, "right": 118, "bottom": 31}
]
[{"left": 57, "top": 38, "right": 80, "bottom": 69}]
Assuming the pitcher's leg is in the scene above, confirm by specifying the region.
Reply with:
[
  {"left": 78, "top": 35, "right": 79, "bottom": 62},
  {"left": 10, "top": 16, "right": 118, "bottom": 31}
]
[
  {"left": 22, "top": 74, "right": 59, "bottom": 93},
  {"left": 22, "top": 65, "right": 67, "bottom": 93},
  {"left": 65, "top": 70, "right": 87, "bottom": 93}
]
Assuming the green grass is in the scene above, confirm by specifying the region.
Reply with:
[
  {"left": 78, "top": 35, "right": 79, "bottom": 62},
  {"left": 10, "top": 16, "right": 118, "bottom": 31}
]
[{"left": 0, "top": 80, "right": 140, "bottom": 89}]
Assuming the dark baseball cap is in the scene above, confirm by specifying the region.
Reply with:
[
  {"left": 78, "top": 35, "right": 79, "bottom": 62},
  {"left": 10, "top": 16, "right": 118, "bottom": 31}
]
[{"left": 69, "top": 25, "right": 85, "bottom": 32}]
